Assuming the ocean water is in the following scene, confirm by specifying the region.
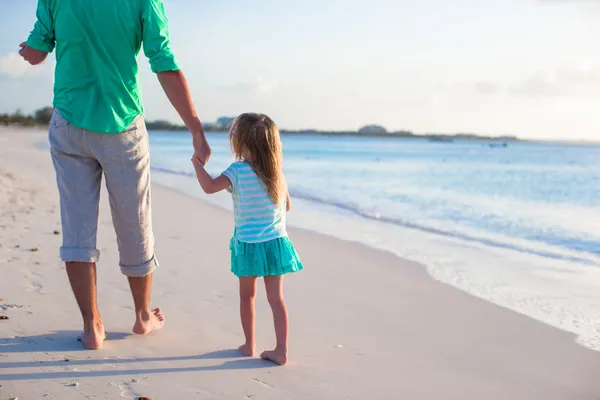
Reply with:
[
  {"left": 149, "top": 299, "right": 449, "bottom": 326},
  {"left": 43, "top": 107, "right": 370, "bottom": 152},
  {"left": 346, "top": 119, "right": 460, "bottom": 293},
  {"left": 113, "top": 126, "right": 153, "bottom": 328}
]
[{"left": 149, "top": 132, "right": 600, "bottom": 350}]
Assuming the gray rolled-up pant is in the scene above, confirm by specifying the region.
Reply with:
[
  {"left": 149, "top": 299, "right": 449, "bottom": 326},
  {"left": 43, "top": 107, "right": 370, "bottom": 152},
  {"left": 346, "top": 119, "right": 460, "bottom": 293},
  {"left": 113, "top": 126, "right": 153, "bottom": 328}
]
[{"left": 49, "top": 109, "right": 158, "bottom": 277}]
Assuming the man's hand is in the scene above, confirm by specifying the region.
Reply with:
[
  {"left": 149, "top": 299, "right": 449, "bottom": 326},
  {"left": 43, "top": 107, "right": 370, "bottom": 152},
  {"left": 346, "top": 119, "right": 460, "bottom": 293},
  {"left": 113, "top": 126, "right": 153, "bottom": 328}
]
[
  {"left": 191, "top": 153, "right": 232, "bottom": 195},
  {"left": 191, "top": 153, "right": 205, "bottom": 167},
  {"left": 18, "top": 42, "right": 48, "bottom": 65},
  {"left": 192, "top": 132, "right": 211, "bottom": 165}
]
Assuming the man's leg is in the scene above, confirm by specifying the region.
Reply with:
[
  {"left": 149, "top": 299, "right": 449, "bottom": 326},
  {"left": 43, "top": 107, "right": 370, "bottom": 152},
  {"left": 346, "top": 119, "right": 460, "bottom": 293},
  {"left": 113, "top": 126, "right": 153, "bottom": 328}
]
[
  {"left": 128, "top": 274, "right": 165, "bottom": 335},
  {"left": 49, "top": 110, "right": 105, "bottom": 349},
  {"left": 66, "top": 262, "right": 105, "bottom": 349},
  {"left": 95, "top": 116, "right": 163, "bottom": 335}
]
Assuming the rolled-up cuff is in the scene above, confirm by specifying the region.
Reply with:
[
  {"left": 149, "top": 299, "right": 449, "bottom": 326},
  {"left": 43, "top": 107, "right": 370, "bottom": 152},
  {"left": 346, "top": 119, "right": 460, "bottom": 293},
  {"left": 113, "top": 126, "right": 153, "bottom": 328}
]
[
  {"left": 120, "top": 255, "right": 159, "bottom": 277},
  {"left": 150, "top": 55, "right": 179, "bottom": 73},
  {"left": 60, "top": 247, "right": 100, "bottom": 263},
  {"left": 26, "top": 36, "right": 55, "bottom": 53}
]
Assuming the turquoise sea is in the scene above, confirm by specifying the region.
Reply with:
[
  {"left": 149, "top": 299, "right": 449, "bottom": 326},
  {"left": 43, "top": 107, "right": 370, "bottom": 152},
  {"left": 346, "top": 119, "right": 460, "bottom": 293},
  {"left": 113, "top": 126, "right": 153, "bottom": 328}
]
[{"left": 149, "top": 132, "right": 600, "bottom": 350}]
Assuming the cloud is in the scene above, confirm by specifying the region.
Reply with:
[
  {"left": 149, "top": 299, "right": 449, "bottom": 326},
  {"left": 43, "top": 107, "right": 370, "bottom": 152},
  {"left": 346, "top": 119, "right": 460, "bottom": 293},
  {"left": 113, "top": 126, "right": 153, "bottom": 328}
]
[
  {"left": 442, "top": 80, "right": 501, "bottom": 95},
  {"left": 0, "top": 52, "right": 54, "bottom": 79},
  {"left": 509, "top": 65, "right": 600, "bottom": 97},
  {"left": 218, "top": 75, "right": 279, "bottom": 94},
  {"left": 542, "top": 0, "right": 600, "bottom": 2},
  {"left": 509, "top": 71, "right": 566, "bottom": 97},
  {"left": 440, "top": 80, "right": 503, "bottom": 97},
  {"left": 442, "top": 64, "right": 600, "bottom": 98},
  {"left": 0, "top": 52, "right": 34, "bottom": 77}
]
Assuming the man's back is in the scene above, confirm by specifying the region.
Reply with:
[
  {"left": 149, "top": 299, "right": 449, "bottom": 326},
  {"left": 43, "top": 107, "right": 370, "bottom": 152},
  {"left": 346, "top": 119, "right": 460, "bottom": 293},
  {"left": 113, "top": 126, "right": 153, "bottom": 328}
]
[
  {"left": 19, "top": 0, "right": 209, "bottom": 352},
  {"left": 27, "top": 0, "right": 178, "bottom": 133}
]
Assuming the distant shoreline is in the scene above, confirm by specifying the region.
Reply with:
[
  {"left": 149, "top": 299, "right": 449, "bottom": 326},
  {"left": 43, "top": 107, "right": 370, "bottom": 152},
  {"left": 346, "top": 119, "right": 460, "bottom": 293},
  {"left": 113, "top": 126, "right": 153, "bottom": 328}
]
[
  {"left": 148, "top": 130, "right": 600, "bottom": 146},
  {"left": 145, "top": 124, "right": 519, "bottom": 142},
  {"left": 282, "top": 131, "right": 515, "bottom": 142},
  {"left": 3, "top": 121, "right": 599, "bottom": 146},
  {"left": 142, "top": 124, "right": 599, "bottom": 145}
]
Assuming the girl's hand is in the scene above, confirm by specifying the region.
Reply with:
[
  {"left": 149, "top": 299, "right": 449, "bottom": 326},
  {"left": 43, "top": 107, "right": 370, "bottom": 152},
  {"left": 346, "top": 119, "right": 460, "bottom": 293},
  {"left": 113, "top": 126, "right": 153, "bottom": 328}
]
[
  {"left": 191, "top": 155, "right": 232, "bottom": 194},
  {"left": 191, "top": 154, "right": 205, "bottom": 167}
]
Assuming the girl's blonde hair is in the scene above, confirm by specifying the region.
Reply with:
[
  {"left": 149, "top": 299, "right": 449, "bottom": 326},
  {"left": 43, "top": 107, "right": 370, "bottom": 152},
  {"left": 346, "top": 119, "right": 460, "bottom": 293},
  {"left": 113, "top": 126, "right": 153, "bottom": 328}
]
[{"left": 230, "top": 113, "right": 285, "bottom": 206}]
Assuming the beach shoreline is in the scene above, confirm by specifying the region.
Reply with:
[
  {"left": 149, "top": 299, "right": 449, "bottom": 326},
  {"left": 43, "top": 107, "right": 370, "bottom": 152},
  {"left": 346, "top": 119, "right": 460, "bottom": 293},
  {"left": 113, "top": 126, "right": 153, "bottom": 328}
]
[{"left": 0, "top": 129, "right": 598, "bottom": 400}]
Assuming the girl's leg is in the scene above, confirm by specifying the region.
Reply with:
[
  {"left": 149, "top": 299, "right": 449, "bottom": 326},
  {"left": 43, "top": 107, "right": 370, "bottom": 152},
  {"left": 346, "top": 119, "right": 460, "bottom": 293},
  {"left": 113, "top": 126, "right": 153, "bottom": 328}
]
[
  {"left": 238, "top": 276, "right": 258, "bottom": 356},
  {"left": 261, "top": 275, "right": 289, "bottom": 365}
]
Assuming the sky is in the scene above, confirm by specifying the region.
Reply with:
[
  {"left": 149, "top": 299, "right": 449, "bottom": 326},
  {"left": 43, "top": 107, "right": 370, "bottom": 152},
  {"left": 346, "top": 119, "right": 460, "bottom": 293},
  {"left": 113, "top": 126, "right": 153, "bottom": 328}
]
[{"left": 0, "top": 0, "right": 599, "bottom": 140}]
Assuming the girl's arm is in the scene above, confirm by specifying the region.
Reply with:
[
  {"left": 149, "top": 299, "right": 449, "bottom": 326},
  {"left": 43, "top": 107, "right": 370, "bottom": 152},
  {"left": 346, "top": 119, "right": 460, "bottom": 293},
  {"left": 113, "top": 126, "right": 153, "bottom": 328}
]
[{"left": 192, "top": 156, "right": 232, "bottom": 194}]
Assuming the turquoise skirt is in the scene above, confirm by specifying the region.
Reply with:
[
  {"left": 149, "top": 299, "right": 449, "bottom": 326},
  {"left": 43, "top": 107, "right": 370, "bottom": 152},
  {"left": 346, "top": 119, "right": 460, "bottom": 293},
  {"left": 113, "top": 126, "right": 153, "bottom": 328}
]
[{"left": 230, "top": 235, "right": 304, "bottom": 277}]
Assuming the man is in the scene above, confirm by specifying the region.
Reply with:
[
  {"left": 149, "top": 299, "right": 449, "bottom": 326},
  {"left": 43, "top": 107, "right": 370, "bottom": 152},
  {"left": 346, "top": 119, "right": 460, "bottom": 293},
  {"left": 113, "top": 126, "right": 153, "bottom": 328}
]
[{"left": 19, "top": 0, "right": 210, "bottom": 350}]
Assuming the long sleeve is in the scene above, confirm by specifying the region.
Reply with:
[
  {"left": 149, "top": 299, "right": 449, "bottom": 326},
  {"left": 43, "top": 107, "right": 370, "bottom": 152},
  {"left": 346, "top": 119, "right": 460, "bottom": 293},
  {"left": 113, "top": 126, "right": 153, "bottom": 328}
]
[
  {"left": 26, "top": 0, "right": 55, "bottom": 53},
  {"left": 142, "top": 0, "right": 180, "bottom": 73}
]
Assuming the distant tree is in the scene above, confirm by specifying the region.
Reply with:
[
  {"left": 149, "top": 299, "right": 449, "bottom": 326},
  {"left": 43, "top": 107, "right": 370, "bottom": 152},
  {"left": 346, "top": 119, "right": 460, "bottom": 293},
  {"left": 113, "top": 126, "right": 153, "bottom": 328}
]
[
  {"left": 358, "top": 125, "right": 387, "bottom": 135},
  {"left": 392, "top": 130, "right": 415, "bottom": 137},
  {"left": 34, "top": 106, "right": 54, "bottom": 124},
  {"left": 0, "top": 108, "right": 50, "bottom": 126},
  {"left": 145, "top": 120, "right": 175, "bottom": 130},
  {"left": 203, "top": 122, "right": 227, "bottom": 132},
  {"left": 216, "top": 116, "right": 235, "bottom": 128}
]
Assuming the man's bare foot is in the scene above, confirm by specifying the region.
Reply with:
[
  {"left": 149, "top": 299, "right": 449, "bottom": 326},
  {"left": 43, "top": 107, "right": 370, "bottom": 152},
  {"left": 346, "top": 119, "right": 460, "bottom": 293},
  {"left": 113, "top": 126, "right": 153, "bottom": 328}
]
[
  {"left": 239, "top": 343, "right": 255, "bottom": 357},
  {"left": 80, "top": 320, "right": 105, "bottom": 350},
  {"left": 260, "top": 347, "right": 288, "bottom": 365},
  {"left": 133, "top": 308, "right": 165, "bottom": 335}
]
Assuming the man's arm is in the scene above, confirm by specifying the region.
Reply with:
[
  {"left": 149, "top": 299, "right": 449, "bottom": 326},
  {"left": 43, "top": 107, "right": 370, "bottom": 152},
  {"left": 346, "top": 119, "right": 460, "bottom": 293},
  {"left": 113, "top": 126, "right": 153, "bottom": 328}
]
[
  {"left": 157, "top": 71, "right": 210, "bottom": 162},
  {"left": 142, "top": 0, "right": 210, "bottom": 162},
  {"left": 20, "top": 0, "right": 54, "bottom": 65}
]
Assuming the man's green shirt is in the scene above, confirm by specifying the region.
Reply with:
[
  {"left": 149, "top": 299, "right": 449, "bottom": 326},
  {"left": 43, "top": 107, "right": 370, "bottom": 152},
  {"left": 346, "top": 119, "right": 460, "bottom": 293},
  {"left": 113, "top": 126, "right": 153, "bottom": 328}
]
[{"left": 27, "top": 0, "right": 179, "bottom": 133}]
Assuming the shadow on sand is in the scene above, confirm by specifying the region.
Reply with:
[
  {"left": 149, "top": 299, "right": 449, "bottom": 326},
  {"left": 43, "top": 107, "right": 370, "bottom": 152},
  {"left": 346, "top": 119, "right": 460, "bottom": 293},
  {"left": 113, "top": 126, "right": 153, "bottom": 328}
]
[{"left": 0, "top": 330, "right": 274, "bottom": 381}]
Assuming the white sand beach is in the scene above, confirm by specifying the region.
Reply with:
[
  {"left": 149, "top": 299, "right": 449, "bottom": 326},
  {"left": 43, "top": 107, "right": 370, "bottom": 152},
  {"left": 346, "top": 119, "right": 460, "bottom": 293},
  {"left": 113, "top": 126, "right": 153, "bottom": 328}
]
[{"left": 0, "top": 128, "right": 599, "bottom": 399}]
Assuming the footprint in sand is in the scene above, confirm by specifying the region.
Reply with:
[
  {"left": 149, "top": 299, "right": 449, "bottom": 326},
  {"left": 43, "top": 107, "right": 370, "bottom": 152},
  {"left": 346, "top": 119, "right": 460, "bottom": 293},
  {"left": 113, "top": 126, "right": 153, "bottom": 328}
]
[
  {"left": 116, "top": 380, "right": 139, "bottom": 399},
  {"left": 252, "top": 378, "right": 273, "bottom": 389},
  {"left": 31, "top": 281, "right": 43, "bottom": 293},
  {"left": 0, "top": 304, "right": 24, "bottom": 311},
  {"left": 119, "top": 378, "right": 151, "bottom": 399}
]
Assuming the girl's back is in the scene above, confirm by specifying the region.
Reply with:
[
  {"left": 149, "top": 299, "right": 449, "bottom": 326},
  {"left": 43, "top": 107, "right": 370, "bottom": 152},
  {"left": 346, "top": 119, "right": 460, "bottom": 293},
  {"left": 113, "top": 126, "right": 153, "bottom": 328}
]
[{"left": 223, "top": 162, "right": 287, "bottom": 244}]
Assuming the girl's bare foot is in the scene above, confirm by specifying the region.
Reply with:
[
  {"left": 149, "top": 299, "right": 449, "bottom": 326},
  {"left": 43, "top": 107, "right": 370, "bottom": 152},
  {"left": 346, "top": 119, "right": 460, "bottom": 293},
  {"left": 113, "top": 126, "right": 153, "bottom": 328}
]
[
  {"left": 133, "top": 308, "right": 165, "bottom": 335},
  {"left": 260, "top": 347, "right": 288, "bottom": 365},
  {"left": 238, "top": 343, "right": 255, "bottom": 357}
]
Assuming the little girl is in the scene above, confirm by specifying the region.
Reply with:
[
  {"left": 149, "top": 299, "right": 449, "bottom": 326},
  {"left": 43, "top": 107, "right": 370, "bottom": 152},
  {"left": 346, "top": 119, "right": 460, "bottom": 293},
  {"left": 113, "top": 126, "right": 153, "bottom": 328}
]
[{"left": 191, "top": 113, "right": 303, "bottom": 365}]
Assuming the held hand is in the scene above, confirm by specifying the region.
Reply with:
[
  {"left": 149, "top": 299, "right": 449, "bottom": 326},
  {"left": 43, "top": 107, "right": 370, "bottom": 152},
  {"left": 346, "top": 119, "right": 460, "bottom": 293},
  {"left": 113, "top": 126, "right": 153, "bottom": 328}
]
[
  {"left": 18, "top": 42, "right": 49, "bottom": 65},
  {"left": 191, "top": 153, "right": 205, "bottom": 168},
  {"left": 192, "top": 133, "right": 211, "bottom": 165}
]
